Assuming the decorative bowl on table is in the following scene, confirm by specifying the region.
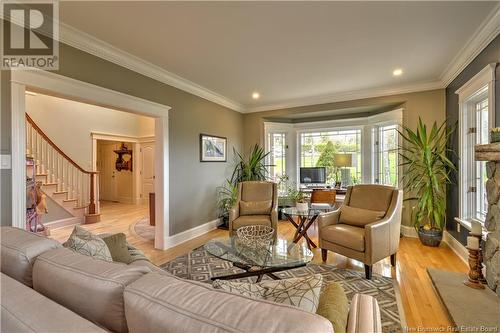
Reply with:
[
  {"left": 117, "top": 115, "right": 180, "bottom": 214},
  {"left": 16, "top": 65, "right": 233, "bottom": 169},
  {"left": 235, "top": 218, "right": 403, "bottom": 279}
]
[{"left": 236, "top": 225, "right": 274, "bottom": 248}]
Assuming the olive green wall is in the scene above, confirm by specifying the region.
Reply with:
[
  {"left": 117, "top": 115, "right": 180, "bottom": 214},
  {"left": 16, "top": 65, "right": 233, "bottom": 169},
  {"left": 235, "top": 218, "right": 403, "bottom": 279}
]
[
  {"left": 1, "top": 70, "right": 12, "bottom": 226},
  {"left": 0, "top": 44, "right": 244, "bottom": 234},
  {"left": 242, "top": 89, "right": 446, "bottom": 227}
]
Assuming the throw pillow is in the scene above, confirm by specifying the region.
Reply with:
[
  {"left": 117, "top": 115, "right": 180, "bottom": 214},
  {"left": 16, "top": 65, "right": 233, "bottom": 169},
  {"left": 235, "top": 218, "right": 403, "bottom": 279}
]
[
  {"left": 101, "top": 233, "right": 133, "bottom": 264},
  {"left": 63, "top": 226, "right": 113, "bottom": 262},
  {"left": 239, "top": 200, "right": 272, "bottom": 215},
  {"left": 339, "top": 205, "right": 385, "bottom": 227},
  {"left": 212, "top": 279, "right": 267, "bottom": 298},
  {"left": 259, "top": 274, "right": 323, "bottom": 313},
  {"left": 316, "top": 282, "right": 349, "bottom": 333},
  {"left": 213, "top": 274, "right": 323, "bottom": 313}
]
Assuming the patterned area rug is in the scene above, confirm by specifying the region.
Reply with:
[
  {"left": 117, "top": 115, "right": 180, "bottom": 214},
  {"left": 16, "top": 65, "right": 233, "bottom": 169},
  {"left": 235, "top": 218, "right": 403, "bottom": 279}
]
[
  {"left": 133, "top": 217, "right": 155, "bottom": 241},
  {"left": 161, "top": 246, "right": 405, "bottom": 333}
]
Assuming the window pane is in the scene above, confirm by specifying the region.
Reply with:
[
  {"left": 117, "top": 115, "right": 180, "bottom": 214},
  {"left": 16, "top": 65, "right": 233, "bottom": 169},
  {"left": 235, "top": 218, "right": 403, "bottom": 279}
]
[
  {"left": 267, "top": 133, "right": 286, "bottom": 183},
  {"left": 299, "top": 129, "right": 361, "bottom": 185},
  {"left": 475, "top": 98, "right": 488, "bottom": 221},
  {"left": 377, "top": 125, "right": 398, "bottom": 186}
]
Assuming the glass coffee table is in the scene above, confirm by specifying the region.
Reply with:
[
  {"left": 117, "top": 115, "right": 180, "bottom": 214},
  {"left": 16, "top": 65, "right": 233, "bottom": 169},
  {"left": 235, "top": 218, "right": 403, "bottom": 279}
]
[
  {"left": 282, "top": 207, "right": 326, "bottom": 249},
  {"left": 204, "top": 236, "right": 313, "bottom": 281}
]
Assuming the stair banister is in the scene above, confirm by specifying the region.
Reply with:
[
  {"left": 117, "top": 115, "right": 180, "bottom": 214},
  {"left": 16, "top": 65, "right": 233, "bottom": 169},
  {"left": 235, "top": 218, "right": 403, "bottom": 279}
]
[{"left": 25, "top": 114, "right": 100, "bottom": 223}]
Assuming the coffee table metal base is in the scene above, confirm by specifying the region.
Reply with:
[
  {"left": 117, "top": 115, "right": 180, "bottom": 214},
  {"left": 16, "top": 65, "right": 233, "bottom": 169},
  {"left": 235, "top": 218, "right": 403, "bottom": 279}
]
[{"left": 210, "top": 262, "right": 306, "bottom": 282}]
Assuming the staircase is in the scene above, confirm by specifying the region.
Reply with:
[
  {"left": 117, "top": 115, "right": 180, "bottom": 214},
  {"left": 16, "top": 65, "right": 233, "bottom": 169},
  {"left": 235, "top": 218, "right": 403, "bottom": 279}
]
[{"left": 26, "top": 114, "right": 100, "bottom": 227}]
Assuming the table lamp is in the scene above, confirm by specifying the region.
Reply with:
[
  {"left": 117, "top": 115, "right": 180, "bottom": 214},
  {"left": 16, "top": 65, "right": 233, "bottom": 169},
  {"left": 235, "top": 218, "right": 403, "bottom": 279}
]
[{"left": 334, "top": 153, "right": 352, "bottom": 188}]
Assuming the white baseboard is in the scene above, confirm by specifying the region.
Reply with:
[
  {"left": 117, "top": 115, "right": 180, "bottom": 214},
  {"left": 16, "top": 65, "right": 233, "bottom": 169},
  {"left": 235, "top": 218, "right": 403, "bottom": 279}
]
[
  {"left": 401, "top": 225, "right": 418, "bottom": 238},
  {"left": 443, "top": 230, "right": 468, "bottom": 265},
  {"left": 164, "top": 218, "right": 221, "bottom": 249}
]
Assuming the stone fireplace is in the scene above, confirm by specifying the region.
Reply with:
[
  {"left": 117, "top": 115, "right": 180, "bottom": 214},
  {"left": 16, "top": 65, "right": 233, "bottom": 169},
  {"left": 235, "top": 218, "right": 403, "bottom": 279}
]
[{"left": 475, "top": 143, "right": 500, "bottom": 296}]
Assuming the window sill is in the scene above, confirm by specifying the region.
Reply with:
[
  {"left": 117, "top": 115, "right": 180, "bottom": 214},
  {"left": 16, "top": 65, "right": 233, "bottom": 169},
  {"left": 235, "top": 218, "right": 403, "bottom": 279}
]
[{"left": 454, "top": 217, "right": 487, "bottom": 239}]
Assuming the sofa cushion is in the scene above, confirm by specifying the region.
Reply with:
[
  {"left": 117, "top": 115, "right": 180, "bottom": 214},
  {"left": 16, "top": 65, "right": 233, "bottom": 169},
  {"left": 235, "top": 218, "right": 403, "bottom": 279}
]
[
  {"left": 232, "top": 215, "right": 272, "bottom": 230},
  {"left": 1, "top": 273, "right": 107, "bottom": 333},
  {"left": 33, "top": 247, "right": 150, "bottom": 333},
  {"left": 317, "top": 282, "right": 349, "bottom": 333},
  {"left": 321, "top": 224, "right": 365, "bottom": 252},
  {"left": 102, "top": 233, "right": 133, "bottom": 264},
  {"left": 63, "top": 226, "right": 113, "bottom": 262},
  {"left": 124, "top": 272, "right": 333, "bottom": 333},
  {"left": 339, "top": 205, "right": 385, "bottom": 227},
  {"left": 0, "top": 226, "right": 61, "bottom": 287},
  {"left": 239, "top": 200, "right": 272, "bottom": 215}
]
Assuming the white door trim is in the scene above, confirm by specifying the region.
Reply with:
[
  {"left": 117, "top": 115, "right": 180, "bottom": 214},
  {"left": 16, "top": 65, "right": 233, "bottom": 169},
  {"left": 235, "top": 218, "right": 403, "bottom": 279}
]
[{"left": 11, "top": 69, "right": 171, "bottom": 250}]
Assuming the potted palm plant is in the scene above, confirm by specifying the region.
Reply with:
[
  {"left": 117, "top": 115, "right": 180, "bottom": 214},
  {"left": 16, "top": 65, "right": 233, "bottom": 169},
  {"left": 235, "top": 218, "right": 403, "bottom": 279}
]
[{"left": 399, "top": 118, "right": 457, "bottom": 247}]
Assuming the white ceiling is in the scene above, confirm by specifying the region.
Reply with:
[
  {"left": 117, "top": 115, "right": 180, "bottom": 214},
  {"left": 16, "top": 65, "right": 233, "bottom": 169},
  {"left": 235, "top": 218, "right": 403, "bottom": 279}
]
[{"left": 59, "top": 1, "right": 498, "bottom": 112}]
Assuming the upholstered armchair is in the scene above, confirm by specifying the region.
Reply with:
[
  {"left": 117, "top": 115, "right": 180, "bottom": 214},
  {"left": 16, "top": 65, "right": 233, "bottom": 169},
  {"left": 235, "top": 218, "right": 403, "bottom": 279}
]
[
  {"left": 318, "top": 184, "right": 402, "bottom": 279},
  {"left": 229, "top": 181, "right": 278, "bottom": 238}
]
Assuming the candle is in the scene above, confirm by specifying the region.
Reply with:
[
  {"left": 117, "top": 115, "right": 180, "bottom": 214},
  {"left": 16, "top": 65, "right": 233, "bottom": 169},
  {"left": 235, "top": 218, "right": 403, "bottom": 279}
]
[
  {"left": 471, "top": 221, "right": 482, "bottom": 235},
  {"left": 467, "top": 236, "right": 479, "bottom": 250}
]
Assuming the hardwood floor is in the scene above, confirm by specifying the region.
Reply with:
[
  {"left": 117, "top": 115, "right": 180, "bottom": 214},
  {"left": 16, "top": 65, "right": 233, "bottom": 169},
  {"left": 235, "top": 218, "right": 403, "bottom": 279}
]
[{"left": 50, "top": 201, "right": 468, "bottom": 331}]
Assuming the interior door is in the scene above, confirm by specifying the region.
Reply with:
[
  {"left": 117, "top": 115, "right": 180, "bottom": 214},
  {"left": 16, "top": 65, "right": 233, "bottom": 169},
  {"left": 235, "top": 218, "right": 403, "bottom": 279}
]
[
  {"left": 141, "top": 143, "right": 155, "bottom": 201},
  {"left": 98, "top": 142, "right": 118, "bottom": 202}
]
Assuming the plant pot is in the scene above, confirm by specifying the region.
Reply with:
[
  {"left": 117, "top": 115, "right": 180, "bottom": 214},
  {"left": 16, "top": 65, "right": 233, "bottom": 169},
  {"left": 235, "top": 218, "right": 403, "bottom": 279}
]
[
  {"left": 417, "top": 227, "right": 443, "bottom": 247},
  {"left": 218, "top": 215, "right": 229, "bottom": 230},
  {"left": 296, "top": 202, "right": 309, "bottom": 212},
  {"left": 491, "top": 131, "right": 500, "bottom": 143}
]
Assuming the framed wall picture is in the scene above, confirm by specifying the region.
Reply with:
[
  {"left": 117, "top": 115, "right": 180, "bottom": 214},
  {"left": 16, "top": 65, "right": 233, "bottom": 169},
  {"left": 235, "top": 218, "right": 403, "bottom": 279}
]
[{"left": 200, "top": 134, "right": 227, "bottom": 162}]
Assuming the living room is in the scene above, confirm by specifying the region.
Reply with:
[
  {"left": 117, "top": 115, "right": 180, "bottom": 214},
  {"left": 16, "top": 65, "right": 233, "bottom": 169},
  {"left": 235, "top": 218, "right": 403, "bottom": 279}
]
[{"left": 1, "top": 2, "right": 499, "bottom": 333}]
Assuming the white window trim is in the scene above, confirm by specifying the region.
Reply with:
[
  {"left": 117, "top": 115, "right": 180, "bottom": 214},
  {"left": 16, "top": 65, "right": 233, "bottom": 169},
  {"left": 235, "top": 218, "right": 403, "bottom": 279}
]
[{"left": 456, "top": 63, "right": 496, "bottom": 223}]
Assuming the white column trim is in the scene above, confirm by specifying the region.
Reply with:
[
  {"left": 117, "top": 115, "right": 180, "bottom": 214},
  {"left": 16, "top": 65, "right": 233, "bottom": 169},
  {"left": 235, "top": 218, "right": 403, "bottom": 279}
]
[
  {"left": 155, "top": 116, "right": 169, "bottom": 250},
  {"left": 11, "top": 82, "right": 26, "bottom": 229}
]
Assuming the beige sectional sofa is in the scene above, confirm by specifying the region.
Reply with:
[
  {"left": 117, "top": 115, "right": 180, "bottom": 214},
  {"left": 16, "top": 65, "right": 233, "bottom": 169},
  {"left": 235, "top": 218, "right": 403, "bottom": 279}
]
[{"left": 0, "top": 227, "right": 382, "bottom": 333}]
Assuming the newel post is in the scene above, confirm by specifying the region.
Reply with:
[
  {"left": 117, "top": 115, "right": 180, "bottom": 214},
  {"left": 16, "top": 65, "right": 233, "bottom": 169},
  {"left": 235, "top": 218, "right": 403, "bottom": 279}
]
[{"left": 85, "top": 172, "right": 101, "bottom": 224}]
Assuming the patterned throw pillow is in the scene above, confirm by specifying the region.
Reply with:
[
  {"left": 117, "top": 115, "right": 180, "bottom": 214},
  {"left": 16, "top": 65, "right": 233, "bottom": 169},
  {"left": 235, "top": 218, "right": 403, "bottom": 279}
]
[
  {"left": 63, "top": 226, "right": 113, "bottom": 262},
  {"left": 212, "top": 279, "right": 267, "bottom": 298},
  {"left": 259, "top": 274, "right": 323, "bottom": 313},
  {"left": 213, "top": 274, "right": 323, "bottom": 313}
]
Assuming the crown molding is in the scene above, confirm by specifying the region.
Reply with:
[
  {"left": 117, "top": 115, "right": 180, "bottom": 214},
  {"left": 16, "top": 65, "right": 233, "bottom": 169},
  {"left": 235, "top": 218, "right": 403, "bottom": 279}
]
[
  {"left": 440, "top": 3, "right": 500, "bottom": 88},
  {"left": 245, "top": 80, "right": 444, "bottom": 113},
  {"left": 3, "top": 3, "right": 497, "bottom": 114},
  {"left": 58, "top": 22, "right": 245, "bottom": 112}
]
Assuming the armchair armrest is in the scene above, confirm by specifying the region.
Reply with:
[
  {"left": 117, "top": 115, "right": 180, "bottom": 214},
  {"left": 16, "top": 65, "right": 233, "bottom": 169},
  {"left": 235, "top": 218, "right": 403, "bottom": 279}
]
[
  {"left": 228, "top": 205, "right": 239, "bottom": 223},
  {"left": 364, "top": 209, "right": 399, "bottom": 264},
  {"left": 318, "top": 209, "right": 341, "bottom": 230}
]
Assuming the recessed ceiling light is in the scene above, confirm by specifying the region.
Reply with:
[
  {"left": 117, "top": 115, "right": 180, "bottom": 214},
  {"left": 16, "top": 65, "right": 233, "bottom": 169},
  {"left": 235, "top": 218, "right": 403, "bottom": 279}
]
[
  {"left": 393, "top": 68, "right": 403, "bottom": 76},
  {"left": 252, "top": 92, "right": 260, "bottom": 99}
]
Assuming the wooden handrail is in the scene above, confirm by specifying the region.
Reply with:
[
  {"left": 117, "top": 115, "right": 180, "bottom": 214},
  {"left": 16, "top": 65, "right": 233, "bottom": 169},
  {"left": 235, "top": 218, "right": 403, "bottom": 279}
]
[{"left": 26, "top": 114, "right": 97, "bottom": 175}]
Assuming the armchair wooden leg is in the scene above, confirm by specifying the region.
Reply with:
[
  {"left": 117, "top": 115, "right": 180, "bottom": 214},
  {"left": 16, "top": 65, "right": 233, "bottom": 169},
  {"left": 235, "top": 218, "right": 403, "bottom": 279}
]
[
  {"left": 390, "top": 253, "right": 397, "bottom": 267},
  {"left": 364, "top": 265, "right": 372, "bottom": 280},
  {"left": 321, "top": 249, "right": 328, "bottom": 262}
]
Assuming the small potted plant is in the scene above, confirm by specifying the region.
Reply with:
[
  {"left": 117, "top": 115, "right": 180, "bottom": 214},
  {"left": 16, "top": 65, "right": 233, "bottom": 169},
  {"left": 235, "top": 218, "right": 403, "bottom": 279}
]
[{"left": 286, "top": 184, "right": 308, "bottom": 212}]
